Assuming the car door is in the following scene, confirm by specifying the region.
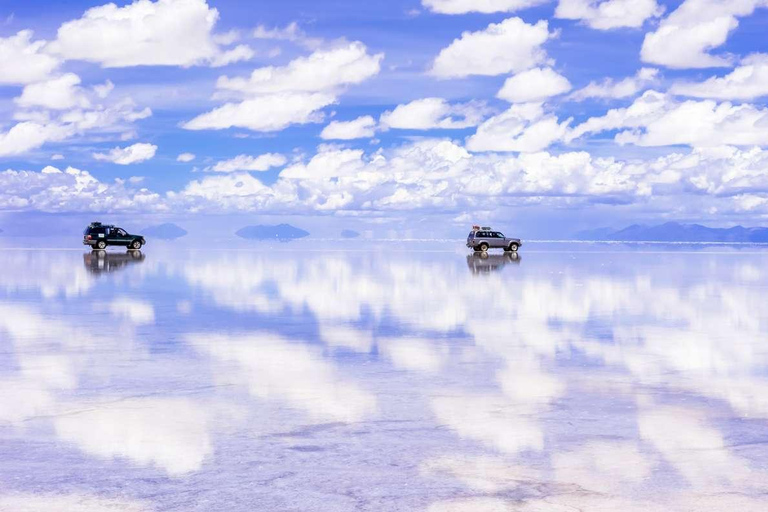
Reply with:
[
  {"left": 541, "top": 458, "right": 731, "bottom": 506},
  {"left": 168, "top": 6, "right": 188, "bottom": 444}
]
[
  {"left": 491, "top": 232, "right": 505, "bottom": 248},
  {"left": 108, "top": 227, "right": 130, "bottom": 246},
  {"left": 476, "top": 231, "right": 491, "bottom": 247}
]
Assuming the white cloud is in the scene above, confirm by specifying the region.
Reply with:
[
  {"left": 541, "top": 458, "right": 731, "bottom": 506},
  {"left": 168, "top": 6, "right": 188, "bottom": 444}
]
[
  {"left": 0, "top": 165, "right": 163, "bottom": 212},
  {"left": 177, "top": 152, "right": 196, "bottom": 162},
  {"left": 569, "top": 90, "right": 768, "bottom": 147},
  {"left": 556, "top": 0, "right": 663, "bottom": 30},
  {"left": 497, "top": 67, "right": 572, "bottom": 103},
  {"left": 215, "top": 42, "right": 383, "bottom": 95},
  {"left": 210, "top": 44, "right": 255, "bottom": 67},
  {"left": 422, "top": 0, "right": 548, "bottom": 14},
  {"left": 208, "top": 153, "right": 287, "bottom": 172},
  {"left": 252, "top": 21, "right": 324, "bottom": 49},
  {"left": 92, "top": 79, "right": 114, "bottom": 99},
  {"left": 320, "top": 116, "right": 378, "bottom": 140},
  {"left": 93, "top": 143, "right": 158, "bottom": 165},
  {"left": 6, "top": 142, "right": 768, "bottom": 216},
  {"left": 55, "top": 398, "right": 211, "bottom": 476},
  {"left": 183, "top": 92, "right": 336, "bottom": 131},
  {"left": 185, "top": 42, "right": 381, "bottom": 133},
  {"left": 51, "top": 154, "right": 65, "bottom": 161},
  {"left": 641, "top": 0, "right": 768, "bottom": 69},
  {"left": 466, "top": 103, "right": 571, "bottom": 152},
  {"left": 15, "top": 73, "right": 90, "bottom": 110},
  {"left": 570, "top": 68, "right": 659, "bottom": 101},
  {"left": 430, "top": 17, "right": 552, "bottom": 78},
  {"left": 0, "top": 94, "right": 152, "bottom": 158},
  {"left": 0, "top": 30, "right": 60, "bottom": 85},
  {"left": 0, "top": 122, "right": 72, "bottom": 158},
  {"left": 108, "top": 298, "right": 155, "bottom": 325},
  {"left": 670, "top": 54, "right": 768, "bottom": 100},
  {"left": 50, "top": 0, "right": 252, "bottom": 68},
  {"left": 380, "top": 98, "right": 491, "bottom": 129},
  {"left": 188, "top": 332, "right": 377, "bottom": 423}
]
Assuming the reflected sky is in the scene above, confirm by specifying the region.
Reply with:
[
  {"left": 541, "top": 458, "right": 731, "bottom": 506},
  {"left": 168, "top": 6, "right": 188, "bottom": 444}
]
[{"left": 1, "top": 244, "right": 768, "bottom": 511}]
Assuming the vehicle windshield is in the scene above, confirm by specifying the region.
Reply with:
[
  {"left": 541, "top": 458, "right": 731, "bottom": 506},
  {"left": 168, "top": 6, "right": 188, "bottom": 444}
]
[{"left": 497, "top": 232, "right": 504, "bottom": 238}]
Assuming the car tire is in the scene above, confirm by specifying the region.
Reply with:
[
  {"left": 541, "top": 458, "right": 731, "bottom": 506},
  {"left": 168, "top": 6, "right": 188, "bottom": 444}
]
[
  {"left": 130, "top": 240, "right": 142, "bottom": 250},
  {"left": 96, "top": 240, "right": 107, "bottom": 250},
  {"left": 479, "top": 243, "right": 489, "bottom": 252},
  {"left": 507, "top": 243, "right": 519, "bottom": 252}
]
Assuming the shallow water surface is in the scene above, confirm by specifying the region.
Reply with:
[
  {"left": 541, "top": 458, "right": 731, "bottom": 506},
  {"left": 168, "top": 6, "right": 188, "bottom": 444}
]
[{"left": 1, "top": 244, "right": 768, "bottom": 511}]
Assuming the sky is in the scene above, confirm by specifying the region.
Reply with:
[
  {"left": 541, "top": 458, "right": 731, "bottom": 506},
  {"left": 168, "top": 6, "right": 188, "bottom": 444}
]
[{"left": 1, "top": 0, "right": 768, "bottom": 237}]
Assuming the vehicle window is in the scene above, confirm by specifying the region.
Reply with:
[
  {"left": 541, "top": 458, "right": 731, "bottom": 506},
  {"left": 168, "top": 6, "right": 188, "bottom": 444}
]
[
  {"left": 117, "top": 229, "right": 127, "bottom": 236},
  {"left": 468, "top": 232, "right": 474, "bottom": 238},
  {"left": 496, "top": 232, "right": 504, "bottom": 238}
]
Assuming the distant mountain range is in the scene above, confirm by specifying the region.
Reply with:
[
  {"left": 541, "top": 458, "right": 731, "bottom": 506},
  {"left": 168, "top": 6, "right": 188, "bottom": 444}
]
[
  {"left": 236, "top": 224, "right": 310, "bottom": 240},
  {"left": 341, "top": 229, "right": 360, "bottom": 238},
  {"left": 575, "top": 222, "right": 768, "bottom": 243},
  {"left": 142, "top": 223, "right": 188, "bottom": 240}
]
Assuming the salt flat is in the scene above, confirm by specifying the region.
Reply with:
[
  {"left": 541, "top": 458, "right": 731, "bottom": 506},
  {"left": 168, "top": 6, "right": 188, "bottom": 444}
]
[{"left": 1, "top": 242, "right": 767, "bottom": 511}]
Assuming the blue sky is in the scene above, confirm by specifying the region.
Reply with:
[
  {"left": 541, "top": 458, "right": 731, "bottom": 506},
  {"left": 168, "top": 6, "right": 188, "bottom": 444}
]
[{"left": 1, "top": 0, "right": 768, "bottom": 236}]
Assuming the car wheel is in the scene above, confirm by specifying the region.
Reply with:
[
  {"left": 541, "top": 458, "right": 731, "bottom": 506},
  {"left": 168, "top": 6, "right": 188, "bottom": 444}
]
[
  {"left": 130, "top": 240, "right": 142, "bottom": 250},
  {"left": 96, "top": 240, "right": 107, "bottom": 250},
  {"left": 479, "top": 243, "right": 489, "bottom": 252},
  {"left": 507, "top": 243, "right": 519, "bottom": 252}
]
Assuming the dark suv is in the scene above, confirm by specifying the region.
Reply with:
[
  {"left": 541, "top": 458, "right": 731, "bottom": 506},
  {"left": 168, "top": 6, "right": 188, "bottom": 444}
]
[
  {"left": 467, "top": 227, "right": 522, "bottom": 252},
  {"left": 83, "top": 222, "right": 146, "bottom": 250}
]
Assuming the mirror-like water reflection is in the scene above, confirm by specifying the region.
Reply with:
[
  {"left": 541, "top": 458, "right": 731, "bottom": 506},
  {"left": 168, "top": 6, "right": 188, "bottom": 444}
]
[{"left": 1, "top": 244, "right": 767, "bottom": 511}]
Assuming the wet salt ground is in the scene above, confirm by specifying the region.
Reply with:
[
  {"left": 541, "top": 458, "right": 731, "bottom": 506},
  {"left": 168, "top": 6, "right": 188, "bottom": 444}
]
[{"left": 1, "top": 242, "right": 768, "bottom": 511}]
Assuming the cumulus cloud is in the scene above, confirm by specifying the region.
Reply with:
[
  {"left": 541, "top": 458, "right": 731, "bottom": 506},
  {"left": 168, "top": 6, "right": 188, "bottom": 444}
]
[
  {"left": 5, "top": 142, "right": 768, "bottom": 217},
  {"left": 0, "top": 165, "right": 163, "bottom": 212},
  {"left": 183, "top": 92, "right": 336, "bottom": 131},
  {"left": 380, "top": 98, "right": 492, "bottom": 129},
  {"left": 430, "top": 18, "right": 552, "bottom": 78},
  {"left": 15, "top": 73, "right": 90, "bottom": 110},
  {"left": 177, "top": 152, "right": 196, "bottom": 162},
  {"left": 497, "top": 67, "right": 572, "bottom": 103},
  {"left": 320, "top": 116, "right": 378, "bottom": 139},
  {"left": 0, "top": 30, "right": 60, "bottom": 85},
  {"left": 555, "top": 0, "right": 663, "bottom": 30},
  {"left": 421, "top": 0, "right": 548, "bottom": 14},
  {"left": 569, "top": 90, "right": 768, "bottom": 147},
  {"left": 252, "top": 21, "right": 324, "bottom": 49},
  {"left": 0, "top": 91, "right": 152, "bottom": 158},
  {"left": 215, "top": 42, "right": 382, "bottom": 95},
  {"left": 466, "top": 103, "right": 572, "bottom": 152},
  {"left": 93, "top": 143, "right": 158, "bottom": 165},
  {"left": 0, "top": 122, "right": 72, "bottom": 158},
  {"left": 641, "top": 0, "right": 768, "bottom": 69},
  {"left": 670, "top": 54, "right": 768, "bottom": 100},
  {"left": 109, "top": 298, "right": 155, "bottom": 325},
  {"left": 185, "top": 42, "right": 382, "bottom": 132},
  {"left": 55, "top": 398, "right": 211, "bottom": 476},
  {"left": 49, "top": 0, "right": 252, "bottom": 68},
  {"left": 207, "top": 153, "right": 287, "bottom": 172},
  {"left": 570, "top": 68, "right": 659, "bottom": 101}
]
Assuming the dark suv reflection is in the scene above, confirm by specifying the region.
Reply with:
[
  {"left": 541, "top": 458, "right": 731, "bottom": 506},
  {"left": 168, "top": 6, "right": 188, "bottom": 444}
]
[
  {"left": 83, "top": 250, "right": 145, "bottom": 275},
  {"left": 466, "top": 251, "right": 520, "bottom": 274}
]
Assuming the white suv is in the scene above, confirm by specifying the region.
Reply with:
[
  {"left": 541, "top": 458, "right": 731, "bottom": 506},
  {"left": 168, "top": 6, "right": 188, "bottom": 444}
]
[{"left": 466, "top": 227, "right": 522, "bottom": 252}]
